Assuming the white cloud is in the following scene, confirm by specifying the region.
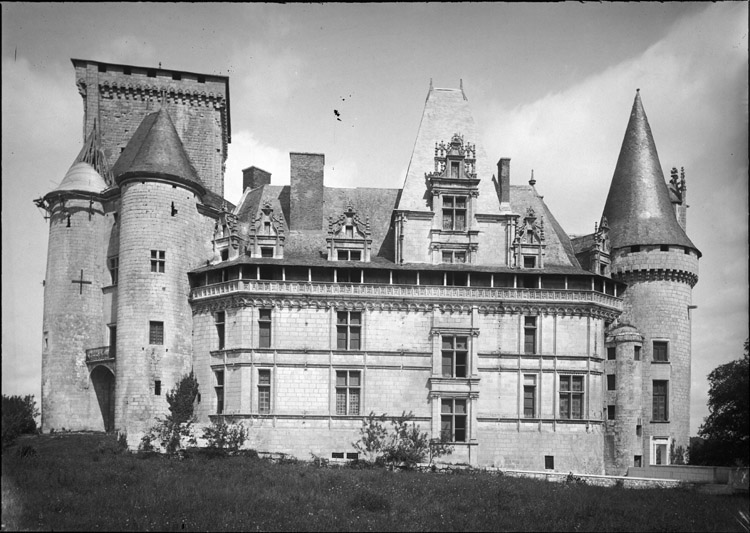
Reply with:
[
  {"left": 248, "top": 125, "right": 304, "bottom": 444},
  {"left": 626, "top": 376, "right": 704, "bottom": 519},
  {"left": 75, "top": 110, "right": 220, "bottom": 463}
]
[{"left": 224, "top": 129, "right": 291, "bottom": 203}]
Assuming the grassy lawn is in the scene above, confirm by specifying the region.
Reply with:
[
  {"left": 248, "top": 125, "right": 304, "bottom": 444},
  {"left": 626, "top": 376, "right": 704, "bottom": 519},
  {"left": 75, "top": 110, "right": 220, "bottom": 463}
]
[{"left": 2, "top": 433, "right": 747, "bottom": 532}]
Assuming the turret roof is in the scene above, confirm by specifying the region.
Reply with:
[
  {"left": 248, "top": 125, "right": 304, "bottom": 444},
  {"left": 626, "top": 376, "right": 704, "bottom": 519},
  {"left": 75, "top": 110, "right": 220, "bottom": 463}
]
[
  {"left": 113, "top": 106, "right": 205, "bottom": 196},
  {"left": 602, "top": 91, "right": 697, "bottom": 252},
  {"left": 47, "top": 120, "right": 111, "bottom": 197}
]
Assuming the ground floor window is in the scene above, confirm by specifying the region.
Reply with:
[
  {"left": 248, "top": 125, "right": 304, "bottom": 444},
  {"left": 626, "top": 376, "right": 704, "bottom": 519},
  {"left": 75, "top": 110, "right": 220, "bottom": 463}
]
[
  {"left": 335, "top": 370, "right": 360, "bottom": 415},
  {"left": 651, "top": 437, "right": 670, "bottom": 465},
  {"left": 440, "top": 398, "right": 467, "bottom": 442},
  {"left": 215, "top": 370, "right": 224, "bottom": 414},
  {"left": 258, "top": 369, "right": 271, "bottom": 414}
]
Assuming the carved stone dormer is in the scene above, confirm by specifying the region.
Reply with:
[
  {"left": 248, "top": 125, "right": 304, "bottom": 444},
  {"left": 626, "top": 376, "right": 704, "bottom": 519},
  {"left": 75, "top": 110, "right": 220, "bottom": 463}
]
[
  {"left": 591, "top": 217, "right": 611, "bottom": 277},
  {"left": 249, "top": 199, "right": 286, "bottom": 259},
  {"left": 212, "top": 203, "right": 242, "bottom": 262},
  {"left": 327, "top": 202, "right": 372, "bottom": 262},
  {"left": 669, "top": 167, "right": 688, "bottom": 231},
  {"left": 512, "top": 207, "right": 546, "bottom": 269}
]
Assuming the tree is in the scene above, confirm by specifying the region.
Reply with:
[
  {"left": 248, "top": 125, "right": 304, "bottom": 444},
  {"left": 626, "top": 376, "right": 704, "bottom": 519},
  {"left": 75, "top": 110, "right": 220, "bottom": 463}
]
[
  {"left": 693, "top": 340, "right": 749, "bottom": 466},
  {"left": 2, "top": 395, "right": 40, "bottom": 447},
  {"left": 140, "top": 371, "right": 199, "bottom": 454}
]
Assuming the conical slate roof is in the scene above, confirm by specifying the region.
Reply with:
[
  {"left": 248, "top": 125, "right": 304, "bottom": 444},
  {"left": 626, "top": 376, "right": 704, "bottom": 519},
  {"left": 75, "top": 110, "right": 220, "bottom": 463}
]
[
  {"left": 47, "top": 121, "right": 110, "bottom": 197},
  {"left": 113, "top": 107, "right": 205, "bottom": 196},
  {"left": 602, "top": 91, "right": 696, "bottom": 251},
  {"left": 396, "top": 85, "right": 500, "bottom": 214}
]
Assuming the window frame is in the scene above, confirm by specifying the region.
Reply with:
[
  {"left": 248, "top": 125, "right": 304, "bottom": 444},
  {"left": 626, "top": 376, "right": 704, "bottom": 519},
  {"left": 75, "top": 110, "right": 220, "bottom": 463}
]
[
  {"left": 148, "top": 321, "right": 164, "bottom": 345},
  {"left": 441, "top": 336, "right": 468, "bottom": 378},
  {"left": 442, "top": 195, "right": 467, "bottom": 231},
  {"left": 607, "top": 374, "right": 616, "bottom": 391},
  {"left": 258, "top": 309, "right": 272, "bottom": 349},
  {"left": 258, "top": 369, "right": 271, "bottom": 414},
  {"left": 335, "top": 370, "right": 361, "bottom": 416},
  {"left": 441, "top": 250, "right": 467, "bottom": 264},
  {"left": 336, "top": 311, "right": 361, "bottom": 351},
  {"left": 108, "top": 256, "right": 119, "bottom": 285},
  {"left": 440, "top": 398, "right": 467, "bottom": 442},
  {"left": 559, "top": 375, "right": 584, "bottom": 420},
  {"left": 524, "top": 316, "right": 537, "bottom": 355},
  {"left": 215, "top": 370, "right": 224, "bottom": 415},
  {"left": 523, "top": 374, "right": 537, "bottom": 418},
  {"left": 652, "top": 341, "right": 669, "bottom": 362},
  {"left": 150, "top": 250, "right": 165, "bottom": 273},
  {"left": 652, "top": 380, "right": 669, "bottom": 421},
  {"left": 215, "top": 311, "right": 226, "bottom": 350}
]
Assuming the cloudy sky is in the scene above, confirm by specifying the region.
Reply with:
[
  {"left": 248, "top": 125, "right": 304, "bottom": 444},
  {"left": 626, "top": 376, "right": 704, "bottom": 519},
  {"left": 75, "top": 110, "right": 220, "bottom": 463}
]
[{"left": 2, "top": 3, "right": 747, "bottom": 435}]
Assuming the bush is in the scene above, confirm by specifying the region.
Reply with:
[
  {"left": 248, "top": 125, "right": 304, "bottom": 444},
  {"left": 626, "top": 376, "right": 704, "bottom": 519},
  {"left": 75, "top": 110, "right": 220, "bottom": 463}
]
[
  {"left": 353, "top": 411, "right": 452, "bottom": 468},
  {"left": 202, "top": 418, "right": 249, "bottom": 455},
  {"left": 139, "top": 372, "right": 199, "bottom": 455},
  {"left": 2, "top": 395, "right": 39, "bottom": 447}
]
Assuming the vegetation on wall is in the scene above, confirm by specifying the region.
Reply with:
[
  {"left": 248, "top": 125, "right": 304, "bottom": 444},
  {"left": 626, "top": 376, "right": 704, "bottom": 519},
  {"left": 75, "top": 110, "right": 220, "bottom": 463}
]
[
  {"left": 1, "top": 394, "right": 39, "bottom": 447},
  {"left": 140, "top": 371, "right": 199, "bottom": 454}
]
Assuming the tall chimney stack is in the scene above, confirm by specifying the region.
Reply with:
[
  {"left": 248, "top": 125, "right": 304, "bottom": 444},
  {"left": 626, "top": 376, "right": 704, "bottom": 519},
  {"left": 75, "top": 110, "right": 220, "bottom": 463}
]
[
  {"left": 290, "top": 152, "right": 325, "bottom": 230},
  {"left": 497, "top": 158, "right": 511, "bottom": 205},
  {"left": 242, "top": 166, "right": 271, "bottom": 191}
]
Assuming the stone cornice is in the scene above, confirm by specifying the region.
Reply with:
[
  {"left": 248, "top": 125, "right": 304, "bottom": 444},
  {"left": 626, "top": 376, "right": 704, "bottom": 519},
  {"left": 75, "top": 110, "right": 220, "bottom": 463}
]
[{"left": 613, "top": 268, "right": 698, "bottom": 288}]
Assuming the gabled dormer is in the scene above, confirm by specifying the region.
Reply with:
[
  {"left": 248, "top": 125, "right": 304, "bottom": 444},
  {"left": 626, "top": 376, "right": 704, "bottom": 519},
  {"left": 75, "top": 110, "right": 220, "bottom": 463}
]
[
  {"left": 512, "top": 207, "right": 546, "bottom": 269},
  {"left": 249, "top": 199, "right": 286, "bottom": 259},
  {"left": 212, "top": 202, "right": 242, "bottom": 262},
  {"left": 327, "top": 203, "right": 372, "bottom": 262}
]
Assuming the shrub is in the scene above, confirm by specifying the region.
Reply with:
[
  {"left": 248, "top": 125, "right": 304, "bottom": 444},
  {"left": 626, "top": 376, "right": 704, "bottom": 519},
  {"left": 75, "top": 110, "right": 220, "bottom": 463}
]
[
  {"left": 1, "top": 395, "right": 39, "bottom": 447},
  {"left": 353, "top": 411, "right": 452, "bottom": 468},
  {"left": 139, "top": 371, "right": 199, "bottom": 455},
  {"left": 202, "top": 418, "right": 249, "bottom": 455}
]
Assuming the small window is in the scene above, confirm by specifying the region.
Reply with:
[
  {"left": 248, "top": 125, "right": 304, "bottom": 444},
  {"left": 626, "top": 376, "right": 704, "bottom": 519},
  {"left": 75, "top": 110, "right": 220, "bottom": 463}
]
[
  {"left": 98, "top": 64, "right": 107, "bottom": 73},
  {"left": 331, "top": 452, "right": 344, "bottom": 459},
  {"left": 653, "top": 381, "right": 668, "bottom": 421},
  {"left": 607, "top": 347, "right": 616, "bottom": 360},
  {"left": 450, "top": 161, "right": 460, "bottom": 179},
  {"left": 442, "top": 250, "right": 467, "bottom": 264},
  {"left": 108, "top": 256, "right": 119, "bottom": 285},
  {"left": 149, "top": 321, "right": 164, "bottom": 345},
  {"left": 660, "top": 245, "right": 669, "bottom": 252},
  {"left": 337, "top": 250, "right": 361, "bottom": 261},
  {"left": 215, "top": 311, "right": 225, "bottom": 350},
  {"left": 440, "top": 398, "right": 467, "bottom": 442},
  {"left": 150, "top": 250, "right": 165, "bottom": 273},
  {"left": 634, "top": 346, "right": 641, "bottom": 361},
  {"left": 335, "top": 370, "right": 361, "bottom": 415},
  {"left": 154, "top": 380, "right": 161, "bottom": 396},
  {"left": 346, "top": 452, "right": 359, "bottom": 460},
  {"left": 607, "top": 405, "right": 616, "bottom": 419},
  {"left": 441, "top": 336, "right": 468, "bottom": 378},
  {"left": 197, "top": 75, "right": 206, "bottom": 83},
  {"left": 336, "top": 311, "right": 361, "bottom": 351},
  {"left": 172, "top": 73, "right": 182, "bottom": 81},
  {"left": 524, "top": 316, "right": 537, "bottom": 355},
  {"left": 524, "top": 375, "right": 537, "bottom": 418},
  {"left": 545, "top": 455, "right": 554, "bottom": 470},
  {"left": 221, "top": 249, "right": 229, "bottom": 261},
  {"left": 653, "top": 341, "right": 668, "bottom": 362},
  {"left": 636, "top": 424, "right": 642, "bottom": 437},
  {"left": 258, "top": 309, "right": 272, "bottom": 348},
  {"left": 215, "top": 370, "right": 224, "bottom": 414},
  {"left": 631, "top": 245, "right": 640, "bottom": 253},
  {"left": 607, "top": 374, "right": 616, "bottom": 391},
  {"left": 147, "top": 70, "right": 156, "bottom": 78},
  {"left": 261, "top": 247, "right": 274, "bottom": 258},
  {"left": 523, "top": 256, "right": 537, "bottom": 269},
  {"left": 123, "top": 67, "right": 131, "bottom": 75},
  {"left": 258, "top": 369, "right": 271, "bottom": 414},
  {"left": 634, "top": 455, "right": 642, "bottom": 468},
  {"left": 108, "top": 325, "right": 117, "bottom": 358}
]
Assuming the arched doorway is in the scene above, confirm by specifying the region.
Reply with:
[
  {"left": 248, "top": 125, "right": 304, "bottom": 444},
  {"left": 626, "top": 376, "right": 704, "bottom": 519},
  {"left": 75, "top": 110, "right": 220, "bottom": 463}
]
[{"left": 90, "top": 365, "right": 115, "bottom": 432}]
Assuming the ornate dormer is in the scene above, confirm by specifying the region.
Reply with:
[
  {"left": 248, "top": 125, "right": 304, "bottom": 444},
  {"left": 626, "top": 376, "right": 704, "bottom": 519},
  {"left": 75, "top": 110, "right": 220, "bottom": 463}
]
[
  {"left": 249, "top": 199, "right": 286, "bottom": 259},
  {"left": 327, "top": 202, "right": 372, "bottom": 261},
  {"left": 512, "top": 207, "right": 546, "bottom": 269},
  {"left": 212, "top": 202, "right": 242, "bottom": 262},
  {"left": 592, "top": 217, "right": 611, "bottom": 276}
]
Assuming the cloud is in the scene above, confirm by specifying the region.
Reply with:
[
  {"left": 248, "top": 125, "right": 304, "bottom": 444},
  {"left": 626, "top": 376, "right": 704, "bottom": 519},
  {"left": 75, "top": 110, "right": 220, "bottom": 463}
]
[{"left": 224, "top": 129, "right": 291, "bottom": 202}]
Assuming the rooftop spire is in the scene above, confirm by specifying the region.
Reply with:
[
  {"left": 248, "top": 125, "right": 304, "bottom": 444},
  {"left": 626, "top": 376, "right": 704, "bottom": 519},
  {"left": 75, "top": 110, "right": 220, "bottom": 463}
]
[{"left": 601, "top": 91, "right": 697, "bottom": 253}]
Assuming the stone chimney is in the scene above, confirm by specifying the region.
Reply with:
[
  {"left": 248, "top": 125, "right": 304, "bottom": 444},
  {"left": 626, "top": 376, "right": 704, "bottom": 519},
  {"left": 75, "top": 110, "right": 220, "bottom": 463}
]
[
  {"left": 497, "top": 158, "right": 510, "bottom": 205},
  {"left": 290, "top": 152, "right": 325, "bottom": 230},
  {"left": 242, "top": 166, "right": 271, "bottom": 191}
]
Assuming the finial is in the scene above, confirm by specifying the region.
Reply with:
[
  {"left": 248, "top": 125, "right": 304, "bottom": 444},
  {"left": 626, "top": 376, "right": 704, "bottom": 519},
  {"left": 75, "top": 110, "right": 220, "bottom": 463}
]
[
  {"left": 429, "top": 78, "right": 433, "bottom": 90},
  {"left": 529, "top": 169, "right": 536, "bottom": 187},
  {"left": 636, "top": 88, "right": 640, "bottom": 93},
  {"left": 159, "top": 62, "right": 162, "bottom": 69}
]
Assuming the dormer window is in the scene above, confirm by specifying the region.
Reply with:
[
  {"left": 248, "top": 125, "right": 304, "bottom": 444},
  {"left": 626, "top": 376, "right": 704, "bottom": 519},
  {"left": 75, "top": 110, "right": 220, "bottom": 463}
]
[
  {"left": 338, "top": 250, "right": 361, "bottom": 261},
  {"left": 451, "top": 161, "right": 460, "bottom": 179},
  {"left": 442, "top": 196, "right": 467, "bottom": 231},
  {"left": 513, "top": 207, "right": 546, "bottom": 269},
  {"left": 249, "top": 200, "right": 286, "bottom": 259},
  {"left": 442, "top": 251, "right": 466, "bottom": 264},
  {"left": 524, "top": 256, "right": 537, "bottom": 269},
  {"left": 327, "top": 203, "right": 372, "bottom": 262}
]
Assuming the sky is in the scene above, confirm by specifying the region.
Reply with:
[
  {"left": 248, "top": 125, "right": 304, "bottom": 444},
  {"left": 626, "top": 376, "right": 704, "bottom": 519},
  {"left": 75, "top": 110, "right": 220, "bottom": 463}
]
[{"left": 2, "top": 2, "right": 747, "bottom": 436}]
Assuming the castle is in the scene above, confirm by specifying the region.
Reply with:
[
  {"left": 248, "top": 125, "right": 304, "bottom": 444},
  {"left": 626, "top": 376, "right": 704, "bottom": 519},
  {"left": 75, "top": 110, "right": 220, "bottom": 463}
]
[{"left": 36, "top": 59, "right": 699, "bottom": 475}]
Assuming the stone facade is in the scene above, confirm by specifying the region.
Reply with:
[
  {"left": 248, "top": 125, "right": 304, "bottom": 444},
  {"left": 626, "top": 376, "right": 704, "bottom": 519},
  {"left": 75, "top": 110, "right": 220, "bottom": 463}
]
[{"left": 38, "top": 60, "right": 699, "bottom": 475}]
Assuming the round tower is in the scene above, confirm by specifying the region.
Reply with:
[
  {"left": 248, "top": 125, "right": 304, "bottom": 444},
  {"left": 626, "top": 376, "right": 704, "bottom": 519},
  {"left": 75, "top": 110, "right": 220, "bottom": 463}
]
[
  {"left": 602, "top": 91, "right": 700, "bottom": 469},
  {"left": 113, "top": 107, "right": 207, "bottom": 446},
  {"left": 40, "top": 153, "right": 111, "bottom": 432}
]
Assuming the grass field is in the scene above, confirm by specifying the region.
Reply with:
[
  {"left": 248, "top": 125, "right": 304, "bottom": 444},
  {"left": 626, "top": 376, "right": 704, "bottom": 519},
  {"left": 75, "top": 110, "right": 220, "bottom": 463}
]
[{"left": 2, "top": 433, "right": 747, "bottom": 532}]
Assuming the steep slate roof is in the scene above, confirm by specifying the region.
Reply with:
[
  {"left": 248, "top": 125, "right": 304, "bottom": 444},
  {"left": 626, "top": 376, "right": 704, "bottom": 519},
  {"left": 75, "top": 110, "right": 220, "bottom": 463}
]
[
  {"left": 602, "top": 91, "right": 697, "bottom": 252},
  {"left": 113, "top": 106, "right": 206, "bottom": 196},
  {"left": 397, "top": 86, "right": 500, "bottom": 214}
]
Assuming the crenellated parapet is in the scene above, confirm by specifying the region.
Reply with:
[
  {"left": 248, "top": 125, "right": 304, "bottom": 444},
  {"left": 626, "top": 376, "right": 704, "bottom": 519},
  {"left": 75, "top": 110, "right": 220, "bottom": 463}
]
[{"left": 610, "top": 246, "right": 699, "bottom": 288}]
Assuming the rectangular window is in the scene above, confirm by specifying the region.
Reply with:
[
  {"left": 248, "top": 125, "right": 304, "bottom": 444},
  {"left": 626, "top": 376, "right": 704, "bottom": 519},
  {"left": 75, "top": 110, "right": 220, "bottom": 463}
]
[
  {"left": 148, "top": 321, "right": 164, "bottom": 345},
  {"left": 108, "top": 325, "right": 117, "bottom": 358},
  {"left": 653, "top": 380, "right": 668, "bottom": 421},
  {"left": 150, "top": 250, "right": 165, "bottom": 273},
  {"left": 653, "top": 341, "right": 669, "bottom": 362},
  {"left": 607, "top": 405, "right": 616, "bottom": 419},
  {"left": 440, "top": 398, "right": 467, "bottom": 442},
  {"left": 154, "top": 380, "right": 161, "bottom": 396},
  {"left": 607, "top": 374, "right": 616, "bottom": 390},
  {"left": 450, "top": 161, "right": 460, "bottom": 179},
  {"left": 108, "top": 256, "right": 119, "bottom": 285},
  {"left": 258, "top": 309, "right": 272, "bottom": 348},
  {"left": 215, "top": 370, "right": 224, "bottom": 414},
  {"left": 559, "top": 375, "right": 584, "bottom": 420},
  {"left": 524, "top": 316, "right": 537, "bottom": 355},
  {"left": 442, "top": 196, "right": 467, "bottom": 231},
  {"left": 261, "top": 247, "right": 274, "bottom": 258},
  {"left": 258, "top": 369, "right": 271, "bottom": 414},
  {"left": 634, "top": 455, "right": 642, "bottom": 468},
  {"left": 634, "top": 346, "right": 641, "bottom": 361},
  {"left": 215, "top": 311, "right": 225, "bottom": 350},
  {"left": 523, "top": 256, "right": 537, "bottom": 269},
  {"left": 523, "top": 375, "right": 537, "bottom": 418},
  {"left": 337, "top": 250, "right": 362, "bottom": 261},
  {"left": 545, "top": 456, "right": 554, "bottom": 470},
  {"left": 345, "top": 225, "right": 354, "bottom": 239},
  {"left": 441, "top": 336, "right": 468, "bottom": 378},
  {"left": 336, "top": 311, "right": 361, "bottom": 350},
  {"left": 441, "top": 251, "right": 467, "bottom": 264},
  {"left": 607, "top": 347, "right": 616, "bottom": 360},
  {"left": 335, "top": 370, "right": 360, "bottom": 415}
]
